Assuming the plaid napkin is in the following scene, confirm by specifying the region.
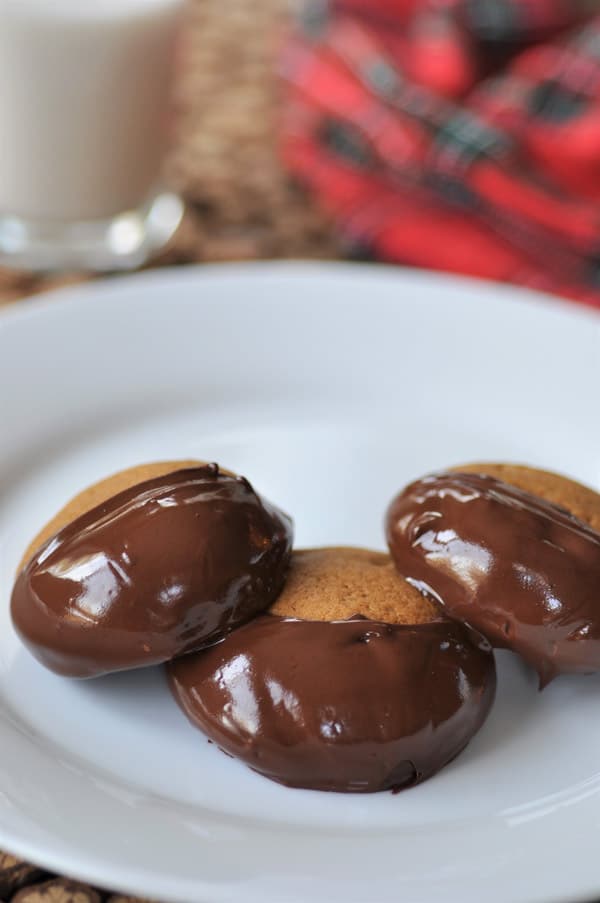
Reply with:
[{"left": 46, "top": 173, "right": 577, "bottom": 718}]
[{"left": 280, "top": 0, "right": 600, "bottom": 307}]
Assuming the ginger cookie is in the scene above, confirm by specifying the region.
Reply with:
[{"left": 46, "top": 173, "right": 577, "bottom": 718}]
[
  {"left": 168, "top": 546, "right": 495, "bottom": 793},
  {"left": 11, "top": 464, "right": 292, "bottom": 677},
  {"left": 452, "top": 462, "right": 600, "bottom": 533},
  {"left": 19, "top": 459, "right": 209, "bottom": 572},
  {"left": 270, "top": 546, "right": 440, "bottom": 624},
  {"left": 386, "top": 466, "right": 600, "bottom": 687}
]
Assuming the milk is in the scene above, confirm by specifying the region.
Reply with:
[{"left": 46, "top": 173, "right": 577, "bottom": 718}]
[{"left": 0, "top": 0, "right": 183, "bottom": 223}]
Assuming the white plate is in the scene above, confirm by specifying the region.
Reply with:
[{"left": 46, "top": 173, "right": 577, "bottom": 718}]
[{"left": 0, "top": 262, "right": 599, "bottom": 903}]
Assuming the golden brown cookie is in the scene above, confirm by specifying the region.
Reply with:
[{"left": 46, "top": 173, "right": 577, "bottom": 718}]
[
  {"left": 13, "top": 463, "right": 292, "bottom": 678},
  {"left": 19, "top": 459, "right": 211, "bottom": 571},
  {"left": 270, "top": 546, "right": 440, "bottom": 624},
  {"left": 169, "top": 552, "right": 494, "bottom": 793},
  {"left": 387, "top": 465, "right": 600, "bottom": 686},
  {"left": 452, "top": 462, "right": 600, "bottom": 531}
]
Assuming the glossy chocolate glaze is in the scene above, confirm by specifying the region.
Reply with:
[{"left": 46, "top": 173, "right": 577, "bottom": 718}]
[
  {"left": 386, "top": 471, "right": 600, "bottom": 687},
  {"left": 168, "top": 615, "right": 496, "bottom": 793},
  {"left": 11, "top": 466, "right": 293, "bottom": 678}
]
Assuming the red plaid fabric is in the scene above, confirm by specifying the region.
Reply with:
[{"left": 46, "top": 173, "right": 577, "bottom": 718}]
[{"left": 280, "top": 1, "right": 600, "bottom": 307}]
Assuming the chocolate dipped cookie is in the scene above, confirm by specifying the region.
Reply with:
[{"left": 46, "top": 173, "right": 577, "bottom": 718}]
[
  {"left": 386, "top": 464, "right": 600, "bottom": 687},
  {"left": 11, "top": 462, "right": 293, "bottom": 677},
  {"left": 168, "top": 547, "right": 496, "bottom": 793}
]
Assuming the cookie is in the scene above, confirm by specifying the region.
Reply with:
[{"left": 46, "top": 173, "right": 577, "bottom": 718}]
[
  {"left": 168, "top": 546, "right": 496, "bottom": 793},
  {"left": 386, "top": 465, "right": 600, "bottom": 687},
  {"left": 11, "top": 464, "right": 292, "bottom": 677},
  {"left": 19, "top": 459, "right": 208, "bottom": 571},
  {"left": 169, "top": 613, "right": 495, "bottom": 793},
  {"left": 452, "top": 462, "right": 600, "bottom": 532},
  {"left": 270, "top": 546, "right": 440, "bottom": 624}
]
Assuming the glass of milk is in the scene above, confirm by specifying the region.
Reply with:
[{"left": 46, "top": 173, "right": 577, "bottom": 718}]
[{"left": 0, "top": 0, "right": 184, "bottom": 271}]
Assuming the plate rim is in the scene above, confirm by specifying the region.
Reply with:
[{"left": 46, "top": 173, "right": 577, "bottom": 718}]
[
  {"left": 2, "top": 259, "right": 598, "bottom": 329},
  {"left": 0, "top": 260, "right": 599, "bottom": 903}
]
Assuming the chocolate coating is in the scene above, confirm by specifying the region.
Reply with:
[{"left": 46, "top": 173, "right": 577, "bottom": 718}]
[
  {"left": 386, "top": 471, "right": 600, "bottom": 687},
  {"left": 11, "top": 467, "right": 293, "bottom": 678},
  {"left": 168, "top": 615, "right": 496, "bottom": 793}
]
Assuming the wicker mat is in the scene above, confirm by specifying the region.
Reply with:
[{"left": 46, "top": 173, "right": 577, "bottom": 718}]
[{"left": 0, "top": 1, "right": 337, "bottom": 899}]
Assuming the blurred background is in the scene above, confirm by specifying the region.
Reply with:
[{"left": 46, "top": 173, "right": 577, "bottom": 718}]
[{"left": 1, "top": 0, "right": 599, "bottom": 303}]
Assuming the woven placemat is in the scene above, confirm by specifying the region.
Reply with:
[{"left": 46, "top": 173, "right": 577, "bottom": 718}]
[
  {"left": 0, "top": 854, "right": 151, "bottom": 903},
  {"left": 0, "top": 1, "right": 336, "bottom": 898},
  {"left": 0, "top": 0, "right": 338, "bottom": 309}
]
